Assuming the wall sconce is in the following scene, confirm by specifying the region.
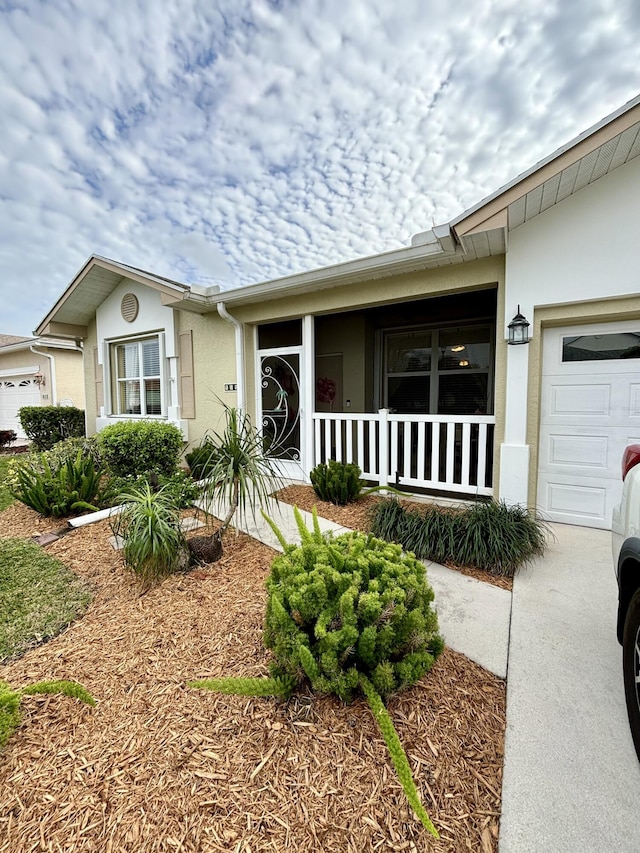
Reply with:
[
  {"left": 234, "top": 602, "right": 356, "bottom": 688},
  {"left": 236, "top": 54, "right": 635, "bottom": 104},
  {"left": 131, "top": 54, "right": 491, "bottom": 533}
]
[
  {"left": 508, "top": 306, "right": 530, "bottom": 345},
  {"left": 33, "top": 371, "right": 45, "bottom": 387}
]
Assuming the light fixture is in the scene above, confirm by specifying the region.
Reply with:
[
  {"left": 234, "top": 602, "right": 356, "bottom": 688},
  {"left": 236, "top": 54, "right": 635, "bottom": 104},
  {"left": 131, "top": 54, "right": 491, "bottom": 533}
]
[
  {"left": 33, "top": 371, "right": 45, "bottom": 387},
  {"left": 508, "top": 305, "right": 530, "bottom": 345},
  {"left": 451, "top": 345, "right": 465, "bottom": 353},
  {"left": 459, "top": 359, "right": 469, "bottom": 367}
]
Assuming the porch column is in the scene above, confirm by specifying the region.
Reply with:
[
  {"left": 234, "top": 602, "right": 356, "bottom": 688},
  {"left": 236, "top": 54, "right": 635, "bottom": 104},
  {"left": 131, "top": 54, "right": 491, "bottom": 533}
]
[
  {"left": 499, "top": 341, "right": 530, "bottom": 506},
  {"left": 302, "top": 314, "right": 315, "bottom": 482}
]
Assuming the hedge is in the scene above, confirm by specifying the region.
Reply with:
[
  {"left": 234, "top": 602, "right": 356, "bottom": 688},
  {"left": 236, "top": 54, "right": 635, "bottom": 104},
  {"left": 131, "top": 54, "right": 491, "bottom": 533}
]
[{"left": 18, "top": 407, "right": 85, "bottom": 451}]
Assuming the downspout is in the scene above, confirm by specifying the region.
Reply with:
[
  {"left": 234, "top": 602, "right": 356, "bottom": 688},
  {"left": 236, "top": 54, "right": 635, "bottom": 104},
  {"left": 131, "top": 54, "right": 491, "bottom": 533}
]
[
  {"left": 30, "top": 345, "right": 57, "bottom": 405},
  {"left": 217, "top": 302, "right": 245, "bottom": 412}
]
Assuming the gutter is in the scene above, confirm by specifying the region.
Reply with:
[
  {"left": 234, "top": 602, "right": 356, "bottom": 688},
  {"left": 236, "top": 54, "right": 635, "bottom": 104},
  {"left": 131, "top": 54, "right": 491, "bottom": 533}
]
[
  {"left": 217, "top": 302, "right": 245, "bottom": 412},
  {"left": 30, "top": 345, "right": 57, "bottom": 405}
]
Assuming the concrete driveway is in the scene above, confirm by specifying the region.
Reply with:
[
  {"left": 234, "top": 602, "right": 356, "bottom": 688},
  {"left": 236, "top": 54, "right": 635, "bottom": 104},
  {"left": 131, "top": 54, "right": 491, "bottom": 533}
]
[{"left": 500, "top": 523, "right": 640, "bottom": 852}]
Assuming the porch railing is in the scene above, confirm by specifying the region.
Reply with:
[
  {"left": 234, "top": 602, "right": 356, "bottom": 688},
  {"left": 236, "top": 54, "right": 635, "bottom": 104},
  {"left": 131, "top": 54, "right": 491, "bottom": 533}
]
[{"left": 312, "top": 410, "right": 495, "bottom": 497}]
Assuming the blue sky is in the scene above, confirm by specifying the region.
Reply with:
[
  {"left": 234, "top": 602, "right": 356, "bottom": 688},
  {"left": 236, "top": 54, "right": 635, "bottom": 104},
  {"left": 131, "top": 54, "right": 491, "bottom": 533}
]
[{"left": 1, "top": 0, "right": 639, "bottom": 335}]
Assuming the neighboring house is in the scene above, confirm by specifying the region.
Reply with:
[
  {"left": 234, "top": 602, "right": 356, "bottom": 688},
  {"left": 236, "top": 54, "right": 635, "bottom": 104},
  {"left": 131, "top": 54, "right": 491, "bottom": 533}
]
[
  {"left": 0, "top": 334, "right": 85, "bottom": 438},
  {"left": 35, "top": 94, "right": 640, "bottom": 530}
]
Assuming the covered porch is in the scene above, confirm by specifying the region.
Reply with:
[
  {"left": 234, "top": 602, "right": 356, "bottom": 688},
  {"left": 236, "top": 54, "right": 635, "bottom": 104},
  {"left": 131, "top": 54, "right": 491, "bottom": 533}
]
[{"left": 256, "top": 288, "right": 498, "bottom": 498}]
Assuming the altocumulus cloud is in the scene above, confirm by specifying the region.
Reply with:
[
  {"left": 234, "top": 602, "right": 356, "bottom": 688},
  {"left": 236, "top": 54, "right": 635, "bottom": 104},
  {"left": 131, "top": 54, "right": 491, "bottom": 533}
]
[{"left": 0, "top": 0, "right": 639, "bottom": 333}]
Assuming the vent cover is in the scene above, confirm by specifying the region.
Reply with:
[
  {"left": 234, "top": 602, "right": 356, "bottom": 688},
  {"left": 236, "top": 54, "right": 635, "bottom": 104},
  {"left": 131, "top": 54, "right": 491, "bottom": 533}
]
[{"left": 121, "top": 293, "right": 139, "bottom": 323}]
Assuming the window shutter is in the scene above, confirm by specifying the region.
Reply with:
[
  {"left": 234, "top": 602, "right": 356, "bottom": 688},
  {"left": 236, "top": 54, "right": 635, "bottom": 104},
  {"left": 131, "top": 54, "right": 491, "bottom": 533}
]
[
  {"left": 179, "top": 331, "right": 195, "bottom": 419},
  {"left": 93, "top": 347, "right": 104, "bottom": 413}
]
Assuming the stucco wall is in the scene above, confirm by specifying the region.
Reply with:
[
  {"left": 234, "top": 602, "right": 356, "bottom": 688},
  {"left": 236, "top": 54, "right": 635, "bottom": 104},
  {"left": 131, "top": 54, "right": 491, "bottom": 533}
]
[
  {"left": 506, "top": 155, "right": 640, "bottom": 336},
  {"left": 0, "top": 349, "right": 43, "bottom": 379},
  {"left": 501, "top": 154, "right": 640, "bottom": 507},
  {"left": 233, "top": 256, "right": 504, "bottom": 325},
  {"left": 48, "top": 348, "right": 85, "bottom": 408},
  {"left": 315, "top": 314, "right": 367, "bottom": 412},
  {"left": 84, "top": 320, "right": 98, "bottom": 435},
  {"left": 176, "top": 310, "right": 237, "bottom": 448}
]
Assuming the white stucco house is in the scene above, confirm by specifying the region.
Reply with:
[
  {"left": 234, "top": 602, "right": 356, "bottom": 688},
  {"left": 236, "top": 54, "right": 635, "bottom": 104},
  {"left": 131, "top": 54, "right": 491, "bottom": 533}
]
[
  {"left": 35, "top": 93, "right": 640, "bottom": 530},
  {"left": 0, "top": 334, "right": 85, "bottom": 438}
]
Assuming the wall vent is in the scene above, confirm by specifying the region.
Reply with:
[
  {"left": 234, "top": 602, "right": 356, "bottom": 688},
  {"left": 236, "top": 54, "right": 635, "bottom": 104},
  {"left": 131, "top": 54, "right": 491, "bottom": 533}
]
[{"left": 121, "top": 293, "right": 139, "bottom": 323}]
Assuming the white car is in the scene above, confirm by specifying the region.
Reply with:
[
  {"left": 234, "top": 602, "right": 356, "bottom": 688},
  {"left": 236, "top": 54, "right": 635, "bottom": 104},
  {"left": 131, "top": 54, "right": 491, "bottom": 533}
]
[{"left": 612, "top": 444, "right": 640, "bottom": 762}]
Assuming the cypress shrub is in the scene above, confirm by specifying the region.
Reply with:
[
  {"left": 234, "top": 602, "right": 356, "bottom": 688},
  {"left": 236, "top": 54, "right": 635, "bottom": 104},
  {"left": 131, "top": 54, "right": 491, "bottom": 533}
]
[{"left": 189, "top": 509, "right": 444, "bottom": 838}]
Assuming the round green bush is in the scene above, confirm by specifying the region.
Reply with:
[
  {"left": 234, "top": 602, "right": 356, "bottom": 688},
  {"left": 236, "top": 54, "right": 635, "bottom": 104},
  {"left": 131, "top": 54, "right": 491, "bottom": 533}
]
[
  {"left": 264, "top": 515, "right": 444, "bottom": 703},
  {"left": 98, "top": 421, "right": 184, "bottom": 477}
]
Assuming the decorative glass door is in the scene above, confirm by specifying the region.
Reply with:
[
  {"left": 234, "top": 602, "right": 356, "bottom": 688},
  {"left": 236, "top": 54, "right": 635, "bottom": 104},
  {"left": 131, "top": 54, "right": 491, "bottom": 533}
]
[{"left": 259, "top": 348, "right": 303, "bottom": 478}]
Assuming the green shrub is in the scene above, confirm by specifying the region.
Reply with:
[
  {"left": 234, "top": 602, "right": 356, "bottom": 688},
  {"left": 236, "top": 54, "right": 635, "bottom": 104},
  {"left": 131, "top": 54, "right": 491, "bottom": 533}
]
[
  {"left": 99, "top": 470, "right": 200, "bottom": 510},
  {"left": 1, "top": 679, "right": 95, "bottom": 749},
  {"left": 310, "top": 460, "right": 363, "bottom": 505},
  {"left": 9, "top": 450, "right": 100, "bottom": 517},
  {"left": 47, "top": 436, "right": 103, "bottom": 470},
  {"left": 370, "top": 498, "right": 547, "bottom": 577},
  {"left": 189, "top": 509, "right": 443, "bottom": 838},
  {"left": 98, "top": 421, "right": 184, "bottom": 477},
  {"left": 18, "top": 406, "right": 85, "bottom": 451},
  {"left": 185, "top": 439, "right": 220, "bottom": 479},
  {"left": 111, "top": 483, "right": 187, "bottom": 587},
  {"left": 262, "top": 510, "right": 443, "bottom": 701}
]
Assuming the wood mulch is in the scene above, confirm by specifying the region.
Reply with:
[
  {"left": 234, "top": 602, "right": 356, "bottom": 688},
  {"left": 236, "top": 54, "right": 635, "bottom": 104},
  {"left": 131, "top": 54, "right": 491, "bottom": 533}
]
[
  {"left": 0, "top": 504, "right": 505, "bottom": 852},
  {"left": 276, "top": 486, "right": 513, "bottom": 592}
]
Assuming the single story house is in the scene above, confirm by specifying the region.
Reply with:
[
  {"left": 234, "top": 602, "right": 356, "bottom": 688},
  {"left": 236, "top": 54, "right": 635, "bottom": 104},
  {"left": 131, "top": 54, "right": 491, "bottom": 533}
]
[
  {"left": 0, "top": 334, "right": 85, "bottom": 438},
  {"left": 35, "top": 93, "right": 640, "bottom": 530}
]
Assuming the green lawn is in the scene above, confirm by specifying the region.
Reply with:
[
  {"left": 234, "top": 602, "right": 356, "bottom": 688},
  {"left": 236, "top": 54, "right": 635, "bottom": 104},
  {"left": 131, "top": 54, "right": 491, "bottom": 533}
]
[
  {"left": 0, "top": 538, "right": 92, "bottom": 662},
  {"left": 0, "top": 456, "right": 14, "bottom": 511}
]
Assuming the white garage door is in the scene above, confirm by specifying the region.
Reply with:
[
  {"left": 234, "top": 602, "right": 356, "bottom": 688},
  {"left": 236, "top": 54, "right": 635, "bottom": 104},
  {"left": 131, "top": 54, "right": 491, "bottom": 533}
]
[
  {"left": 0, "top": 376, "right": 41, "bottom": 437},
  {"left": 538, "top": 321, "right": 640, "bottom": 529}
]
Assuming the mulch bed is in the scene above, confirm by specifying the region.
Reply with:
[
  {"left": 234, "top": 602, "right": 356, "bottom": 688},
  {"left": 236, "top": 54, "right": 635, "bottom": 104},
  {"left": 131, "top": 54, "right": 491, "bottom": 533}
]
[
  {"left": 276, "top": 486, "right": 513, "bottom": 592},
  {"left": 0, "top": 504, "right": 505, "bottom": 852}
]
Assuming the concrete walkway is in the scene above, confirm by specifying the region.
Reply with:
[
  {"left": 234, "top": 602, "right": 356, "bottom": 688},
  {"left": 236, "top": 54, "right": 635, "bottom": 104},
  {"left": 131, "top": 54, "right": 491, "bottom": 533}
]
[{"left": 499, "top": 523, "right": 640, "bottom": 852}]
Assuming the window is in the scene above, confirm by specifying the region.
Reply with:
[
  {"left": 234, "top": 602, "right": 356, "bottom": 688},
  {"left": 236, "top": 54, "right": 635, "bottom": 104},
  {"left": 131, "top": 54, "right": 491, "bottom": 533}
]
[
  {"left": 562, "top": 332, "right": 640, "bottom": 362},
  {"left": 383, "top": 324, "right": 493, "bottom": 415},
  {"left": 111, "top": 335, "right": 163, "bottom": 416}
]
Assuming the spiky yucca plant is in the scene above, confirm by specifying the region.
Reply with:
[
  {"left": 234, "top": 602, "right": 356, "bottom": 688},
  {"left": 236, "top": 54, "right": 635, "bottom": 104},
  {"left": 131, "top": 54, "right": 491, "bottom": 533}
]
[
  {"left": 111, "top": 483, "right": 187, "bottom": 587},
  {"left": 190, "top": 508, "right": 444, "bottom": 838}
]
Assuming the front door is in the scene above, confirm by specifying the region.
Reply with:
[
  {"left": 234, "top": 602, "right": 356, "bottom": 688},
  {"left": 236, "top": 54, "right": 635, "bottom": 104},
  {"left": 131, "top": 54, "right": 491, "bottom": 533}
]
[{"left": 258, "top": 347, "right": 304, "bottom": 479}]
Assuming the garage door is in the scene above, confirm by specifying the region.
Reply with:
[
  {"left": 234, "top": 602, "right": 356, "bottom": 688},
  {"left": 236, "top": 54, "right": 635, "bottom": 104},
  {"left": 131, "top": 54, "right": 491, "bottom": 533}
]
[
  {"left": 538, "top": 321, "right": 640, "bottom": 529},
  {"left": 0, "top": 376, "right": 41, "bottom": 437}
]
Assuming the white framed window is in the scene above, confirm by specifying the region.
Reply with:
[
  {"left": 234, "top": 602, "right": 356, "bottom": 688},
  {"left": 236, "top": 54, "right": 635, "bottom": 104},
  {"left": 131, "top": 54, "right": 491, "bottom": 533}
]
[
  {"left": 382, "top": 323, "right": 494, "bottom": 415},
  {"left": 110, "top": 334, "right": 163, "bottom": 417}
]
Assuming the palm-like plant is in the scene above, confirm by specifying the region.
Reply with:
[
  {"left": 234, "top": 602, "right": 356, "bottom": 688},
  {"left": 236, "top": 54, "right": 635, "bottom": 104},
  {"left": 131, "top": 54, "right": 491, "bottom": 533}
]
[
  {"left": 192, "top": 407, "right": 280, "bottom": 561},
  {"left": 111, "top": 483, "right": 188, "bottom": 587}
]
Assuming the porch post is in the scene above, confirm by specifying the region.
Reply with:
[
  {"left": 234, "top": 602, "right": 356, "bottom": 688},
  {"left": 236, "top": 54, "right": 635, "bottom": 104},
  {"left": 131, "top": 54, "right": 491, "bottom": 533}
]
[
  {"left": 378, "top": 408, "right": 389, "bottom": 488},
  {"left": 302, "top": 315, "right": 315, "bottom": 482},
  {"left": 499, "top": 341, "right": 530, "bottom": 506}
]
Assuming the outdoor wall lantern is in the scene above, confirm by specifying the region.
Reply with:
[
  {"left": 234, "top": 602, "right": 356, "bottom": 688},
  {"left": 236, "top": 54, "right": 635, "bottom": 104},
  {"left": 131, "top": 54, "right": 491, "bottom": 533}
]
[
  {"left": 507, "top": 306, "right": 530, "bottom": 345},
  {"left": 33, "top": 371, "right": 45, "bottom": 387}
]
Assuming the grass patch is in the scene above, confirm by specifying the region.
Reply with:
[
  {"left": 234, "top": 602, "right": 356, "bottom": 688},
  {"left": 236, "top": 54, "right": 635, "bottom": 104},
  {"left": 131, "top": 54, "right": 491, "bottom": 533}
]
[
  {"left": 0, "top": 538, "right": 92, "bottom": 661},
  {"left": 371, "top": 498, "right": 547, "bottom": 577},
  {"left": 0, "top": 457, "right": 14, "bottom": 511}
]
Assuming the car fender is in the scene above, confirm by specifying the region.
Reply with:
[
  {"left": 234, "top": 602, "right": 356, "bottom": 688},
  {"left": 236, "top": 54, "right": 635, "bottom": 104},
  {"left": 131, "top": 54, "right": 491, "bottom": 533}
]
[{"left": 617, "top": 536, "right": 640, "bottom": 643}]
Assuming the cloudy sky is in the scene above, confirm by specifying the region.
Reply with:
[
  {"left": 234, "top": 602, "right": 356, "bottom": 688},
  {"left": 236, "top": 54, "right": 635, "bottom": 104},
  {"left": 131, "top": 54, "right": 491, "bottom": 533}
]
[{"left": 1, "top": 0, "right": 639, "bottom": 335}]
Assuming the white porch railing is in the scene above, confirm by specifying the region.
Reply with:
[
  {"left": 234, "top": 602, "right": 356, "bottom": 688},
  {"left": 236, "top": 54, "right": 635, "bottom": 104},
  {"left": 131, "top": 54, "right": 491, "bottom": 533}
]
[{"left": 312, "top": 410, "right": 495, "bottom": 497}]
